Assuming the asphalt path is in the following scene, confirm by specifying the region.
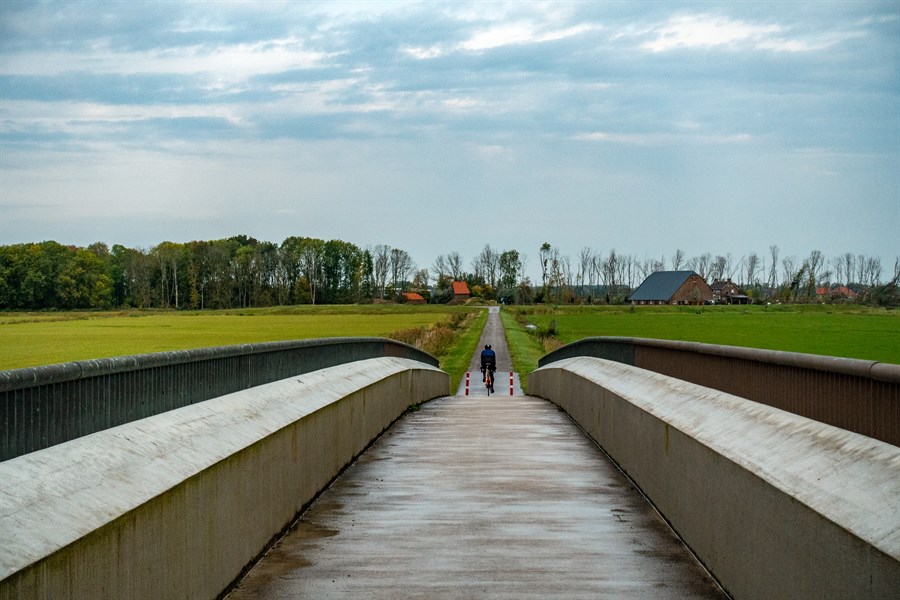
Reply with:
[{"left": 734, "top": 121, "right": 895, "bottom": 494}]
[{"left": 459, "top": 306, "right": 523, "bottom": 397}]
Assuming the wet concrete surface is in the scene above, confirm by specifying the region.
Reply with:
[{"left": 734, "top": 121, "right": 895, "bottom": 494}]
[{"left": 225, "top": 394, "right": 725, "bottom": 599}]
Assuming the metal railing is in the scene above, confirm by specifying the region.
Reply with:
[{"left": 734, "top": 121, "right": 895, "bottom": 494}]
[
  {"left": 0, "top": 338, "right": 438, "bottom": 461},
  {"left": 539, "top": 337, "right": 900, "bottom": 447}
]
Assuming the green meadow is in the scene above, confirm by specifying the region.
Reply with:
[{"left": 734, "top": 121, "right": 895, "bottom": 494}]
[
  {"left": 0, "top": 305, "right": 480, "bottom": 371},
  {"left": 505, "top": 304, "right": 900, "bottom": 365}
]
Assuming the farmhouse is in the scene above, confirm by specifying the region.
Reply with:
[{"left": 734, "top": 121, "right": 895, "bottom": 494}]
[
  {"left": 710, "top": 279, "right": 751, "bottom": 304},
  {"left": 816, "top": 286, "right": 858, "bottom": 302},
  {"left": 628, "top": 270, "right": 713, "bottom": 306},
  {"left": 451, "top": 281, "right": 471, "bottom": 302}
]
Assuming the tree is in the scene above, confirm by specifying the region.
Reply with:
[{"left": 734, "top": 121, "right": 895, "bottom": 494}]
[
  {"left": 431, "top": 255, "right": 449, "bottom": 284},
  {"left": 297, "top": 238, "right": 325, "bottom": 304},
  {"left": 473, "top": 244, "right": 500, "bottom": 289},
  {"left": 672, "top": 249, "right": 685, "bottom": 271},
  {"left": 498, "top": 249, "right": 522, "bottom": 290},
  {"left": 447, "top": 251, "right": 464, "bottom": 280},
  {"left": 843, "top": 253, "right": 856, "bottom": 286},
  {"left": 389, "top": 247, "right": 415, "bottom": 294},
  {"left": 152, "top": 241, "right": 185, "bottom": 309},
  {"left": 768, "top": 245, "right": 780, "bottom": 294},
  {"left": 806, "top": 250, "right": 824, "bottom": 299},
  {"left": 539, "top": 242, "right": 551, "bottom": 296},
  {"left": 372, "top": 244, "right": 390, "bottom": 300},
  {"left": 578, "top": 247, "right": 593, "bottom": 300},
  {"left": 744, "top": 253, "right": 760, "bottom": 290}
]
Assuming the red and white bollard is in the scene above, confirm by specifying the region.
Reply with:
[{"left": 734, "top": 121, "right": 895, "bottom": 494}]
[
  {"left": 465, "top": 371, "right": 470, "bottom": 396},
  {"left": 509, "top": 372, "right": 514, "bottom": 396}
]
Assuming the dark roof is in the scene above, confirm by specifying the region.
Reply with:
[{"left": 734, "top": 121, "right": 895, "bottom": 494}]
[
  {"left": 628, "top": 271, "right": 698, "bottom": 302},
  {"left": 710, "top": 280, "right": 742, "bottom": 293}
]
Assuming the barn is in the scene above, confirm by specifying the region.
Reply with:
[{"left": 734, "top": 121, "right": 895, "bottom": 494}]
[
  {"left": 451, "top": 281, "right": 471, "bottom": 302},
  {"left": 402, "top": 292, "right": 426, "bottom": 305},
  {"left": 628, "top": 271, "right": 713, "bottom": 306}
]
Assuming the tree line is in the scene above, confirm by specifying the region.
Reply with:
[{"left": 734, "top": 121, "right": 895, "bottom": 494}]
[
  {"left": 532, "top": 244, "right": 898, "bottom": 305},
  {"left": 0, "top": 236, "right": 896, "bottom": 310},
  {"left": 0, "top": 236, "right": 417, "bottom": 310}
]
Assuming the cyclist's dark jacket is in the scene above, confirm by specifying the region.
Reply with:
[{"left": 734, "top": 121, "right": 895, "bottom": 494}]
[{"left": 480, "top": 348, "right": 496, "bottom": 371}]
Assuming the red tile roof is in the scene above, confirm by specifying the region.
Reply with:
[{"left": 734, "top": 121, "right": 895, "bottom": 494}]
[
  {"left": 452, "top": 281, "right": 470, "bottom": 296},
  {"left": 403, "top": 292, "right": 425, "bottom": 302}
]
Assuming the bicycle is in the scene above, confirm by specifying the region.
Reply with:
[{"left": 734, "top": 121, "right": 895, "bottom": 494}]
[{"left": 485, "top": 368, "right": 495, "bottom": 395}]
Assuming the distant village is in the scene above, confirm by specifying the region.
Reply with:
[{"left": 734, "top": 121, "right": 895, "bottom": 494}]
[{"left": 413, "top": 271, "right": 873, "bottom": 307}]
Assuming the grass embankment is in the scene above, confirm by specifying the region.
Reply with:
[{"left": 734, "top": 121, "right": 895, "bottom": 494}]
[
  {"left": 0, "top": 305, "right": 483, "bottom": 371},
  {"left": 503, "top": 304, "right": 900, "bottom": 366},
  {"left": 390, "top": 309, "right": 488, "bottom": 393},
  {"left": 499, "top": 308, "right": 546, "bottom": 394}
]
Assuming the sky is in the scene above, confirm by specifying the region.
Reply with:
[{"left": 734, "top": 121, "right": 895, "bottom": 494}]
[{"left": 1, "top": 0, "right": 898, "bottom": 281}]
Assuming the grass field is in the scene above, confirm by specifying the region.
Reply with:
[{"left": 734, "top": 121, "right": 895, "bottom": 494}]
[
  {"left": 505, "top": 304, "right": 900, "bottom": 365},
  {"left": 0, "top": 305, "right": 482, "bottom": 371}
]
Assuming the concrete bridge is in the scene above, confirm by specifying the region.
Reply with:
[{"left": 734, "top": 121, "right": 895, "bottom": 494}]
[{"left": 1, "top": 308, "right": 898, "bottom": 599}]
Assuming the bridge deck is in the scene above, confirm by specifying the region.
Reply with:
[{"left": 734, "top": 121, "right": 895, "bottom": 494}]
[{"left": 225, "top": 394, "right": 724, "bottom": 598}]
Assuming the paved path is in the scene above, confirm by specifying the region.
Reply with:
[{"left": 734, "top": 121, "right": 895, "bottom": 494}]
[
  {"left": 226, "top": 396, "right": 723, "bottom": 599},
  {"left": 459, "top": 306, "right": 524, "bottom": 397},
  {"left": 225, "top": 308, "right": 724, "bottom": 599}
]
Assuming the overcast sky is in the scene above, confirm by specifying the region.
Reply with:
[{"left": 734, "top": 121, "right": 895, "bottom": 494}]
[{"left": 1, "top": 1, "right": 898, "bottom": 280}]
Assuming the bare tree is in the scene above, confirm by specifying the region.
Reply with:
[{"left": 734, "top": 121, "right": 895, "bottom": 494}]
[
  {"left": 447, "top": 251, "right": 464, "bottom": 280},
  {"left": 744, "top": 253, "right": 760, "bottom": 289},
  {"left": 579, "top": 247, "right": 593, "bottom": 299},
  {"left": 622, "top": 254, "right": 636, "bottom": 290},
  {"left": 685, "top": 252, "right": 712, "bottom": 279},
  {"left": 865, "top": 256, "right": 882, "bottom": 286},
  {"left": 602, "top": 249, "right": 618, "bottom": 301},
  {"left": 768, "top": 245, "right": 780, "bottom": 291},
  {"left": 671, "top": 249, "right": 685, "bottom": 271},
  {"left": 389, "top": 248, "right": 415, "bottom": 292},
  {"left": 724, "top": 253, "right": 739, "bottom": 280},
  {"left": 830, "top": 256, "right": 844, "bottom": 287},
  {"left": 781, "top": 256, "right": 798, "bottom": 293},
  {"left": 807, "top": 250, "right": 825, "bottom": 298},
  {"left": 373, "top": 244, "right": 390, "bottom": 299},
  {"left": 431, "top": 255, "right": 449, "bottom": 284},
  {"left": 843, "top": 253, "right": 856, "bottom": 286},
  {"left": 710, "top": 256, "right": 726, "bottom": 282},
  {"left": 856, "top": 254, "right": 867, "bottom": 287}
]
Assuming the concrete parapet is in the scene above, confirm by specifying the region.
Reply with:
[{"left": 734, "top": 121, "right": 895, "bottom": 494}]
[
  {"left": 0, "top": 337, "right": 438, "bottom": 461},
  {"left": 539, "top": 337, "right": 900, "bottom": 446},
  {"left": 0, "top": 357, "right": 448, "bottom": 600},
  {"left": 530, "top": 357, "right": 900, "bottom": 600}
]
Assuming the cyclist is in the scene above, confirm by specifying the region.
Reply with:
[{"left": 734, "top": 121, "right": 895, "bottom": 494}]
[{"left": 480, "top": 344, "right": 496, "bottom": 392}]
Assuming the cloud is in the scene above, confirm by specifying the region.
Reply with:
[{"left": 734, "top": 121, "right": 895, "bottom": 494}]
[{"left": 0, "top": 1, "right": 897, "bottom": 268}]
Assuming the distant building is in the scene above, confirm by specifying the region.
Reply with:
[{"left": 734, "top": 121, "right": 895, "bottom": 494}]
[
  {"left": 628, "top": 271, "right": 713, "bottom": 305},
  {"left": 710, "top": 279, "right": 751, "bottom": 304},
  {"left": 816, "top": 286, "right": 858, "bottom": 302},
  {"left": 402, "top": 292, "right": 426, "bottom": 305},
  {"left": 451, "top": 281, "right": 471, "bottom": 302}
]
